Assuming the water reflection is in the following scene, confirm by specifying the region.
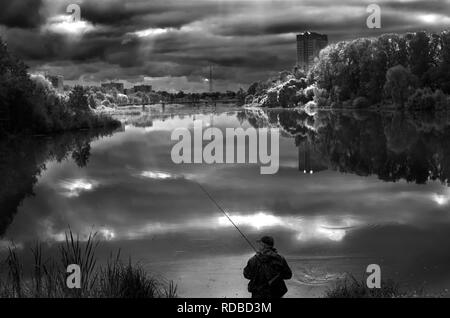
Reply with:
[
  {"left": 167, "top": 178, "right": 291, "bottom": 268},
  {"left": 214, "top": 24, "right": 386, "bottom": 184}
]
[
  {"left": 242, "top": 108, "right": 450, "bottom": 185},
  {"left": 0, "top": 128, "right": 120, "bottom": 237},
  {"left": 1, "top": 108, "right": 450, "bottom": 296}
]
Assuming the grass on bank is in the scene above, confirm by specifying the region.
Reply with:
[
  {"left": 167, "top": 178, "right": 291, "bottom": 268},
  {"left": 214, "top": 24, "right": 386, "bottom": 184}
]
[
  {"left": 324, "top": 275, "right": 435, "bottom": 298},
  {"left": 0, "top": 231, "right": 177, "bottom": 298}
]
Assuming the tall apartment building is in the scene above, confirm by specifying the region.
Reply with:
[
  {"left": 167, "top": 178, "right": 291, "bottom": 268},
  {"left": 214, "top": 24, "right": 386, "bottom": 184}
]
[{"left": 296, "top": 32, "right": 328, "bottom": 73}]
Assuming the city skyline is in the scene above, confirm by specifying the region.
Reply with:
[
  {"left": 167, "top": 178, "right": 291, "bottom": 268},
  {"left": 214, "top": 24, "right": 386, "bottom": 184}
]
[{"left": 1, "top": 0, "right": 450, "bottom": 92}]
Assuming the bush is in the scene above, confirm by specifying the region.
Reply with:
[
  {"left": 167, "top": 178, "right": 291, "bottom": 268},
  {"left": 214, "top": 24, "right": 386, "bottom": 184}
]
[
  {"left": 384, "top": 65, "right": 417, "bottom": 108},
  {"left": 88, "top": 95, "right": 97, "bottom": 109},
  {"left": 352, "top": 96, "right": 370, "bottom": 108},
  {"left": 406, "top": 87, "right": 450, "bottom": 111},
  {"left": 245, "top": 95, "right": 254, "bottom": 104},
  {"left": 312, "top": 85, "right": 329, "bottom": 106},
  {"left": 325, "top": 276, "right": 401, "bottom": 298},
  {"left": 260, "top": 88, "right": 278, "bottom": 108},
  {"left": 304, "top": 85, "right": 316, "bottom": 101},
  {"left": 0, "top": 231, "right": 177, "bottom": 298},
  {"left": 433, "top": 89, "right": 450, "bottom": 110},
  {"left": 278, "top": 82, "right": 298, "bottom": 107},
  {"left": 251, "top": 77, "right": 311, "bottom": 108},
  {"left": 100, "top": 253, "right": 177, "bottom": 298}
]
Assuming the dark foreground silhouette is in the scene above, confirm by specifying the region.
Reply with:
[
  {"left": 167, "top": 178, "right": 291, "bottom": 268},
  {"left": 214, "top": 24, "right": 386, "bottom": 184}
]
[{"left": 244, "top": 236, "right": 292, "bottom": 298}]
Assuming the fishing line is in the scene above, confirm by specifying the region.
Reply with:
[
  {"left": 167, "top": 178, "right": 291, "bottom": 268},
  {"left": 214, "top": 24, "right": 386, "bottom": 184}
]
[
  {"left": 195, "top": 182, "right": 258, "bottom": 253},
  {"left": 197, "top": 181, "right": 306, "bottom": 287}
]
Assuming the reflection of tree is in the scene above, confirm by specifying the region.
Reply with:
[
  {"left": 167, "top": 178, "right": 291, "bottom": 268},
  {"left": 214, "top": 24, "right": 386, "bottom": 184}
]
[
  {"left": 0, "top": 128, "right": 118, "bottom": 237},
  {"left": 238, "top": 108, "right": 450, "bottom": 185},
  {"left": 313, "top": 111, "right": 450, "bottom": 185},
  {"left": 72, "top": 143, "right": 91, "bottom": 168},
  {"left": 236, "top": 111, "right": 247, "bottom": 125}
]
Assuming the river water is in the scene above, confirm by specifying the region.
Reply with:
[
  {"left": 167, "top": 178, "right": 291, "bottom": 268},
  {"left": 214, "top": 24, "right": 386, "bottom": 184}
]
[{"left": 1, "top": 105, "right": 450, "bottom": 297}]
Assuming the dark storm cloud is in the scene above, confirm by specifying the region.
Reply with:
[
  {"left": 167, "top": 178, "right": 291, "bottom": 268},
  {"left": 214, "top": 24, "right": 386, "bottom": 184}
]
[
  {"left": 212, "top": 11, "right": 417, "bottom": 37},
  {"left": 383, "top": 0, "right": 450, "bottom": 12},
  {"left": 80, "top": 0, "right": 224, "bottom": 28},
  {"left": 0, "top": 0, "right": 45, "bottom": 29},
  {"left": 1, "top": 0, "right": 449, "bottom": 91}
]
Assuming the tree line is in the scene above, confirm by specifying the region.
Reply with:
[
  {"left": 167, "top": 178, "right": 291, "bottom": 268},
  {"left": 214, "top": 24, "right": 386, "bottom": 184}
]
[
  {"left": 0, "top": 37, "right": 119, "bottom": 135},
  {"left": 310, "top": 31, "right": 450, "bottom": 109},
  {"left": 246, "top": 31, "right": 450, "bottom": 110}
]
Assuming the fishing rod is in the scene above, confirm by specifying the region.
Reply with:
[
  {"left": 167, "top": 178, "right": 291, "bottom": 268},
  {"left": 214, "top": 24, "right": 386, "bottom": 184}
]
[
  {"left": 196, "top": 181, "right": 312, "bottom": 286},
  {"left": 196, "top": 182, "right": 258, "bottom": 253}
]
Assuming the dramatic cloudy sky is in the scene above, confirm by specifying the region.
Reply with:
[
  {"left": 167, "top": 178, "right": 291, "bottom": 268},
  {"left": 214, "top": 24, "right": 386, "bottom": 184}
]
[{"left": 1, "top": 0, "right": 449, "bottom": 92}]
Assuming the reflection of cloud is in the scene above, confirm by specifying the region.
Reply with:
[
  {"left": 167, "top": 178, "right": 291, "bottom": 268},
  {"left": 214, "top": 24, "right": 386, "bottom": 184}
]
[
  {"left": 219, "top": 212, "right": 356, "bottom": 242},
  {"left": 42, "top": 219, "right": 116, "bottom": 243},
  {"left": 99, "top": 227, "right": 116, "bottom": 241},
  {"left": 218, "top": 212, "right": 283, "bottom": 230},
  {"left": 124, "top": 221, "right": 210, "bottom": 239},
  {"left": 140, "top": 170, "right": 177, "bottom": 180},
  {"left": 419, "top": 14, "right": 450, "bottom": 25},
  {"left": 60, "top": 179, "right": 97, "bottom": 197},
  {"left": 97, "top": 211, "right": 358, "bottom": 243},
  {"left": 131, "top": 27, "right": 173, "bottom": 38},
  {"left": 432, "top": 193, "right": 449, "bottom": 206},
  {"left": 297, "top": 225, "right": 346, "bottom": 242}
]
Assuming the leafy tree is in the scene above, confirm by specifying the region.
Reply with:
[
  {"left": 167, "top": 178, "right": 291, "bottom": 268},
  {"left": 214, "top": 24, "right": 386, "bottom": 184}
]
[
  {"left": 68, "top": 85, "right": 90, "bottom": 113},
  {"left": 72, "top": 142, "right": 91, "bottom": 167},
  {"left": 310, "top": 31, "right": 450, "bottom": 107},
  {"left": 175, "top": 91, "right": 185, "bottom": 99},
  {"left": 247, "top": 82, "right": 259, "bottom": 96},
  {"left": 407, "top": 31, "right": 432, "bottom": 83},
  {"left": 88, "top": 94, "right": 97, "bottom": 109},
  {"left": 0, "top": 39, "right": 35, "bottom": 132},
  {"left": 435, "top": 31, "right": 450, "bottom": 93},
  {"left": 384, "top": 65, "right": 417, "bottom": 108}
]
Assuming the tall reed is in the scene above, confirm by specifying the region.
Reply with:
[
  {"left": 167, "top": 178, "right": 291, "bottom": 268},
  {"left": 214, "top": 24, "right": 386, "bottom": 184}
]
[{"left": 0, "top": 230, "right": 177, "bottom": 298}]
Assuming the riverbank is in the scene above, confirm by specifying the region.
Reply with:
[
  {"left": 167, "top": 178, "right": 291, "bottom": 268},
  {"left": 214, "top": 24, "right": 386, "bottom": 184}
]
[
  {"left": 0, "top": 37, "right": 120, "bottom": 137},
  {"left": 0, "top": 231, "right": 176, "bottom": 298},
  {"left": 245, "top": 31, "right": 450, "bottom": 112}
]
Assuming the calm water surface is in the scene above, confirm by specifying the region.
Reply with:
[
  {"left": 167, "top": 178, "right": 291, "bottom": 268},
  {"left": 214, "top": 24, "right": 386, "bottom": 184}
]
[{"left": 1, "top": 106, "right": 450, "bottom": 297}]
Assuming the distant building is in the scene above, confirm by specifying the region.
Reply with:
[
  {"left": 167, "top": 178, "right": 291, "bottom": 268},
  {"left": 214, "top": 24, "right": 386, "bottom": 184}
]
[
  {"left": 101, "top": 82, "right": 124, "bottom": 93},
  {"left": 133, "top": 84, "right": 152, "bottom": 93},
  {"left": 296, "top": 32, "right": 328, "bottom": 73},
  {"left": 124, "top": 88, "right": 134, "bottom": 95},
  {"left": 46, "top": 75, "right": 64, "bottom": 91}
]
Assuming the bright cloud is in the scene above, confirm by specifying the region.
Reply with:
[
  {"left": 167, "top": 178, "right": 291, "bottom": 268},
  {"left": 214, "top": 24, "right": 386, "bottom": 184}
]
[
  {"left": 140, "top": 170, "right": 178, "bottom": 179},
  {"left": 41, "top": 14, "right": 95, "bottom": 36},
  {"left": 60, "top": 179, "right": 97, "bottom": 197}
]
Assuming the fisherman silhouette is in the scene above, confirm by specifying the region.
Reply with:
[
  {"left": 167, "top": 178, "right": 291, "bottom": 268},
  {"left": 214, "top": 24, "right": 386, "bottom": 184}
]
[{"left": 243, "top": 236, "right": 292, "bottom": 299}]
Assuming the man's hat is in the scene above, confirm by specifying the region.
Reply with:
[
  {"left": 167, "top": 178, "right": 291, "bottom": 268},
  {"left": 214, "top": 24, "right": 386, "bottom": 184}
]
[{"left": 257, "top": 236, "right": 274, "bottom": 247}]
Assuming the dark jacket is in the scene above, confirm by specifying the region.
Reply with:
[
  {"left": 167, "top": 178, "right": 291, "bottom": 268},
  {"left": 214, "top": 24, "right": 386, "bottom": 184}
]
[{"left": 243, "top": 247, "right": 292, "bottom": 298}]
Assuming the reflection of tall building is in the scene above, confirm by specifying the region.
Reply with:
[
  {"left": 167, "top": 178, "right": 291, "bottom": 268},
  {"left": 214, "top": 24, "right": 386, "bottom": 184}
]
[
  {"left": 296, "top": 136, "right": 327, "bottom": 174},
  {"left": 296, "top": 32, "right": 328, "bottom": 73}
]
